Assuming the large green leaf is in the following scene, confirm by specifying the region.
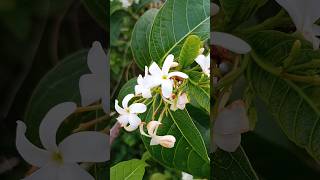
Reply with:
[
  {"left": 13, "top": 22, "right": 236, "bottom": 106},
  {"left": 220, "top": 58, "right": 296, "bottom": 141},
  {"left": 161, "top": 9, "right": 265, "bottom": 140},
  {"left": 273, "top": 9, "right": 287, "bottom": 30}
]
[
  {"left": 24, "top": 50, "right": 96, "bottom": 145},
  {"left": 212, "top": 147, "right": 258, "bottom": 180},
  {"left": 131, "top": 9, "right": 159, "bottom": 70},
  {"left": 219, "top": 0, "right": 267, "bottom": 31},
  {"left": 149, "top": 0, "right": 210, "bottom": 64},
  {"left": 246, "top": 30, "right": 320, "bottom": 161},
  {"left": 110, "top": 159, "right": 148, "bottom": 180}
]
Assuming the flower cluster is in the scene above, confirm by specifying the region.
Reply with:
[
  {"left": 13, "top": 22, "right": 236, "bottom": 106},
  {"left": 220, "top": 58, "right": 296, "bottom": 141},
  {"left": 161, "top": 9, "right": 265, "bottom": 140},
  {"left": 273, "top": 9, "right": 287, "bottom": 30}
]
[{"left": 115, "top": 54, "right": 194, "bottom": 148}]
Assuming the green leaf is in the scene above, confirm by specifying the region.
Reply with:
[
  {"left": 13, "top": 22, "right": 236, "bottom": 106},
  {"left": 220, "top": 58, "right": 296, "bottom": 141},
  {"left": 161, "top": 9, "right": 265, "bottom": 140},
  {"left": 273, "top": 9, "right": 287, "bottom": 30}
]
[
  {"left": 24, "top": 50, "right": 101, "bottom": 145},
  {"left": 141, "top": 105, "right": 210, "bottom": 177},
  {"left": 220, "top": 0, "right": 267, "bottom": 31},
  {"left": 117, "top": 77, "right": 137, "bottom": 102},
  {"left": 212, "top": 147, "right": 258, "bottom": 180},
  {"left": 246, "top": 30, "right": 320, "bottom": 161},
  {"left": 131, "top": 9, "right": 159, "bottom": 70},
  {"left": 187, "top": 71, "right": 210, "bottom": 113},
  {"left": 82, "top": 0, "right": 107, "bottom": 30},
  {"left": 149, "top": 0, "right": 210, "bottom": 64},
  {"left": 110, "top": 159, "right": 148, "bottom": 180},
  {"left": 179, "top": 35, "right": 202, "bottom": 67}
]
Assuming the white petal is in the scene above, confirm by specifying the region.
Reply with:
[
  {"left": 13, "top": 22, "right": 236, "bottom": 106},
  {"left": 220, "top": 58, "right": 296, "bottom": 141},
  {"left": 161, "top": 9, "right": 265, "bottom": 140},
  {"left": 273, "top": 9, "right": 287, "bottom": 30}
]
[
  {"left": 58, "top": 163, "right": 94, "bottom": 180},
  {"left": 79, "top": 74, "right": 105, "bottom": 107},
  {"left": 129, "top": 103, "right": 147, "bottom": 114},
  {"left": 275, "top": 0, "right": 304, "bottom": 29},
  {"left": 16, "top": 121, "right": 50, "bottom": 167},
  {"left": 124, "top": 123, "right": 140, "bottom": 132},
  {"left": 87, "top": 41, "right": 108, "bottom": 75},
  {"left": 306, "top": 0, "right": 320, "bottom": 23},
  {"left": 144, "top": 66, "right": 149, "bottom": 77},
  {"left": 214, "top": 133, "right": 241, "bottom": 152},
  {"left": 182, "top": 172, "right": 193, "bottom": 180},
  {"left": 126, "top": 114, "right": 141, "bottom": 131},
  {"left": 162, "top": 54, "right": 174, "bottom": 75},
  {"left": 168, "top": 72, "right": 189, "bottom": 79},
  {"left": 214, "top": 100, "right": 249, "bottom": 135},
  {"left": 39, "top": 102, "right": 76, "bottom": 151},
  {"left": 211, "top": 32, "right": 251, "bottom": 54},
  {"left": 161, "top": 79, "right": 173, "bottom": 98},
  {"left": 122, "top": 94, "right": 134, "bottom": 109},
  {"left": 59, "top": 132, "right": 109, "bottom": 163},
  {"left": 211, "top": 2, "right": 220, "bottom": 16},
  {"left": 115, "top": 100, "right": 127, "bottom": 115},
  {"left": 147, "top": 121, "right": 161, "bottom": 136},
  {"left": 149, "top": 62, "right": 162, "bottom": 77},
  {"left": 23, "top": 165, "right": 58, "bottom": 180},
  {"left": 116, "top": 115, "right": 130, "bottom": 126},
  {"left": 141, "top": 88, "right": 152, "bottom": 99}
]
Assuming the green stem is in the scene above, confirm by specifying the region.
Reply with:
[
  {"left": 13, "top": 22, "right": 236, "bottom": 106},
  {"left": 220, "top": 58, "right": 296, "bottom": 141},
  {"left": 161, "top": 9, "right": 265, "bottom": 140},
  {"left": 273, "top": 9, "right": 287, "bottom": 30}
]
[{"left": 215, "top": 54, "right": 250, "bottom": 90}]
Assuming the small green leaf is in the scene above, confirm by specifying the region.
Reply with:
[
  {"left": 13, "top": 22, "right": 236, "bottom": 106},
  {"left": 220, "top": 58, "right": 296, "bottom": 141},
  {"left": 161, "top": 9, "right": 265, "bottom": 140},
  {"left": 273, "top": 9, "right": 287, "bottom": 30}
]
[
  {"left": 179, "top": 35, "right": 202, "bottom": 67},
  {"left": 187, "top": 71, "right": 210, "bottom": 113},
  {"left": 111, "top": 159, "right": 148, "bottom": 180}
]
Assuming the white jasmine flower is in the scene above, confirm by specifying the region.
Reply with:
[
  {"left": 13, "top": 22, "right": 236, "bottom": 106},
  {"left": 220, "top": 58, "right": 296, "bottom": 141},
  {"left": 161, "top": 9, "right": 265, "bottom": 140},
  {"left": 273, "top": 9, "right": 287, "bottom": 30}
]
[
  {"left": 213, "top": 100, "right": 249, "bottom": 152},
  {"left": 211, "top": 3, "right": 251, "bottom": 54},
  {"left": 149, "top": 54, "right": 188, "bottom": 98},
  {"left": 79, "top": 41, "right": 109, "bottom": 113},
  {"left": 16, "top": 102, "right": 109, "bottom": 180},
  {"left": 139, "top": 121, "right": 176, "bottom": 148},
  {"left": 115, "top": 94, "right": 147, "bottom": 132},
  {"left": 195, "top": 53, "right": 210, "bottom": 77},
  {"left": 164, "top": 93, "right": 189, "bottom": 111},
  {"left": 275, "top": 0, "right": 320, "bottom": 50},
  {"left": 135, "top": 67, "right": 157, "bottom": 98},
  {"left": 182, "top": 172, "right": 193, "bottom": 180}
]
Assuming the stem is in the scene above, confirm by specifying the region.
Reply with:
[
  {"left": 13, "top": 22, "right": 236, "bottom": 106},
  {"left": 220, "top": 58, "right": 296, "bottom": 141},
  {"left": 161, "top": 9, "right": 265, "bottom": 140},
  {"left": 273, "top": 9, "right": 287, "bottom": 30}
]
[
  {"left": 251, "top": 51, "right": 320, "bottom": 85},
  {"left": 75, "top": 105, "right": 102, "bottom": 113},
  {"left": 73, "top": 111, "right": 116, "bottom": 133}
]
